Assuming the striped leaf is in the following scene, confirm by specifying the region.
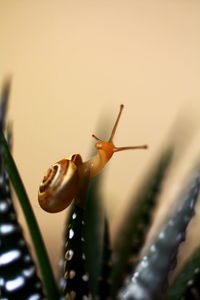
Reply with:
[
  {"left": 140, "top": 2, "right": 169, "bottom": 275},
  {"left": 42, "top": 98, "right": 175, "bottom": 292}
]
[
  {"left": 0, "top": 79, "right": 45, "bottom": 299},
  {"left": 0, "top": 170, "right": 45, "bottom": 300}
]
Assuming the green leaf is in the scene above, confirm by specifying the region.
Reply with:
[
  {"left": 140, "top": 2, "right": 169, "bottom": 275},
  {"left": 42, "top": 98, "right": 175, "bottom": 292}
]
[
  {"left": 0, "top": 166, "right": 45, "bottom": 299},
  {"left": 63, "top": 203, "right": 90, "bottom": 299},
  {"left": 61, "top": 127, "right": 107, "bottom": 297},
  {"left": 61, "top": 171, "right": 104, "bottom": 298},
  {"left": 118, "top": 169, "right": 200, "bottom": 300},
  {"left": 0, "top": 77, "right": 11, "bottom": 130},
  {"left": 83, "top": 174, "right": 104, "bottom": 297},
  {"left": 167, "top": 246, "right": 200, "bottom": 300},
  {"left": 98, "top": 217, "right": 112, "bottom": 299},
  {"left": 0, "top": 78, "right": 45, "bottom": 299},
  {"left": 0, "top": 130, "right": 61, "bottom": 300},
  {"left": 112, "top": 148, "right": 173, "bottom": 296}
]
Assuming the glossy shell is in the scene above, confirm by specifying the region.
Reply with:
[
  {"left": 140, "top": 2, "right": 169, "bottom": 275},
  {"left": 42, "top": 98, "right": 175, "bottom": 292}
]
[{"left": 38, "top": 158, "right": 79, "bottom": 213}]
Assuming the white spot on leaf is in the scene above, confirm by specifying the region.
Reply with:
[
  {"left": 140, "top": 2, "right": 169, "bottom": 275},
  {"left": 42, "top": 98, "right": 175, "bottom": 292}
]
[
  {"left": 69, "top": 270, "right": 76, "bottom": 279},
  {"left": 159, "top": 232, "right": 165, "bottom": 239},
  {"left": 27, "top": 294, "right": 41, "bottom": 300},
  {"left": 65, "top": 249, "right": 74, "bottom": 261},
  {"left": 22, "top": 266, "right": 35, "bottom": 278},
  {"left": 5, "top": 276, "right": 25, "bottom": 291},
  {"left": 150, "top": 245, "right": 156, "bottom": 252},
  {"left": 0, "top": 224, "right": 17, "bottom": 234},
  {"left": 69, "top": 229, "right": 74, "bottom": 239},
  {"left": 187, "top": 280, "right": 194, "bottom": 286},
  {"left": 72, "top": 213, "right": 77, "bottom": 220},
  {"left": 0, "top": 250, "right": 21, "bottom": 266},
  {"left": 82, "top": 274, "right": 89, "bottom": 281}
]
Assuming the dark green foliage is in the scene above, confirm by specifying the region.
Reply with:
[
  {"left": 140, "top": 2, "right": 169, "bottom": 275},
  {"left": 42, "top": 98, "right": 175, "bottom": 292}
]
[
  {"left": 167, "top": 246, "right": 200, "bottom": 300},
  {"left": 62, "top": 175, "right": 112, "bottom": 299},
  {"left": 112, "top": 149, "right": 173, "bottom": 297},
  {"left": 63, "top": 204, "right": 90, "bottom": 299},
  {"left": 0, "top": 80, "right": 60, "bottom": 300},
  {"left": 83, "top": 175, "right": 104, "bottom": 297},
  {"left": 98, "top": 218, "right": 112, "bottom": 299},
  {"left": 0, "top": 77, "right": 10, "bottom": 129},
  {"left": 60, "top": 171, "right": 103, "bottom": 298},
  {"left": 0, "top": 129, "right": 61, "bottom": 300},
  {"left": 118, "top": 170, "right": 200, "bottom": 300},
  {"left": 0, "top": 80, "right": 45, "bottom": 299},
  {"left": 0, "top": 169, "right": 45, "bottom": 300}
]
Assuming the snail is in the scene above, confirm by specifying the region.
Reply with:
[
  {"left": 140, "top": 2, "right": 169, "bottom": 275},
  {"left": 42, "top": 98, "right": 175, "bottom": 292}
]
[{"left": 38, "top": 105, "right": 148, "bottom": 213}]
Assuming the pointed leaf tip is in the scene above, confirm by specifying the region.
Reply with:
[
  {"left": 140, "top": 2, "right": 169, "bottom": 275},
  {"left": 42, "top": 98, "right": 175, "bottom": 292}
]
[{"left": 118, "top": 170, "right": 200, "bottom": 300}]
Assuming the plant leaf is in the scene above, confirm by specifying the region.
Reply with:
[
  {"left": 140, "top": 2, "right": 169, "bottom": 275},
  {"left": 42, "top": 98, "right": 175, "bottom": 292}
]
[
  {"left": 61, "top": 170, "right": 91, "bottom": 299},
  {"left": 0, "top": 82, "right": 60, "bottom": 300},
  {"left": 0, "top": 80, "right": 45, "bottom": 299},
  {"left": 112, "top": 148, "right": 173, "bottom": 296},
  {"left": 0, "top": 167, "right": 45, "bottom": 300},
  {"left": 61, "top": 128, "right": 106, "bottom": 298},
  {"left": 83, "top": 174, "right": 104, "bottom": 297},
  {"left": 117, "top": 169, "right": 200, "bottom": 300},
  {"left": 167, "top": 246, "right": 200, "bottom": 300},
  {"left": 63, "top": 203, "right": 90, "bottom": 299},
  {"left": 0, "top": 77, "right": 11, "bottom": 130},
  {"left": 97, "top": 217, "right": 112, "bottom": 299}
]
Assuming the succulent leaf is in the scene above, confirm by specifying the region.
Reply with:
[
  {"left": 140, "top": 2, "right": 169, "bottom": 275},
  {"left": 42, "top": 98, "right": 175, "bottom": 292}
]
[
  {"left": 63, "top": 203, "right": 90, "bottom": 299},
  {"left": 0, "top": 170, "right": 45, "bottom": 300},
  {"left": 112, "top": 149, "right": 173, "bottom": 296},
  {"left": 117, "top": 169, "right": 200, "bottom": 300},
  {"left": 61, "top": 152, "right": 105, "bottom": 298},
  {"left": 0, "top": 77, "right": 11, "bottom": 130},
  {"left": 83, "top": 175, "right": 104, "bottom": 297},
  {"left": 98, "top": 217, "right": 112, "bottom": 299},
  {"left": 167, "top": 246, "right": 200, "bottom": 300},
  {"left": 0, "top": 80, "right": 45, "bottom": 299}
]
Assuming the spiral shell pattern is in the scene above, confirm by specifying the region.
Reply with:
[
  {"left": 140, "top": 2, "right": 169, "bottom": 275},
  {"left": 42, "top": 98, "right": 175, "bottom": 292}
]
[{"left": 38, "top": 158, "right": 79, "bottom": 213}]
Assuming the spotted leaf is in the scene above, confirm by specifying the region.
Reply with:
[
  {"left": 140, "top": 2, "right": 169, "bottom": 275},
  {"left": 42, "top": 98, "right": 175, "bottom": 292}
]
[
  {"left": 0, "top": 172, "right": 45, "bottom": 300},
  {"left": 112, "top": 148, "right": 173, "bottom": 297},
  {"left": 117, "top": 169, "right": 200, "bottom": 300},
  {"left": 63, "top": 204, "right": 90, "bottom": 299},
  {"left": 0, "top": 80, "right": 45, "bottom": 299},
  {"left": 167, "top": 246, "right": 200, "bottom": 300}
]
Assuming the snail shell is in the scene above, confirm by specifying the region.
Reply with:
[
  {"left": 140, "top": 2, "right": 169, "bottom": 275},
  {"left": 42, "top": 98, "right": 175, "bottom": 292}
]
[{"left": 38, "top": 155, "right": 82, "bottom": 213}]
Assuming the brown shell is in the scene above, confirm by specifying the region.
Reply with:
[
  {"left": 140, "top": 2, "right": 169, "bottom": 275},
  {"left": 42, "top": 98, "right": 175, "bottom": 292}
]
[{"left": 38, "top": 159, "right": 79, "bottom": 213}]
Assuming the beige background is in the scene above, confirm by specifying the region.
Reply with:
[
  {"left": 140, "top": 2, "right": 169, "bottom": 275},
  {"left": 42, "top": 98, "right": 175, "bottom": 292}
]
[{"left": 0, "top": 0, "right": 200, "bottom": 278}]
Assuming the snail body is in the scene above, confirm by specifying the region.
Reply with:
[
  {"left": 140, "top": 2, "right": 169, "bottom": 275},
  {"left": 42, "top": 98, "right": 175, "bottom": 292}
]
[{"left": 38, "top": 105, "right": 147, "bottom": 213}]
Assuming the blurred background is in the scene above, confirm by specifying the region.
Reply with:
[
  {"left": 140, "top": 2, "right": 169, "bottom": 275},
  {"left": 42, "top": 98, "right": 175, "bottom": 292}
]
[{"left": 0, "top": 0, "right": 200, "bottom": 277}]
